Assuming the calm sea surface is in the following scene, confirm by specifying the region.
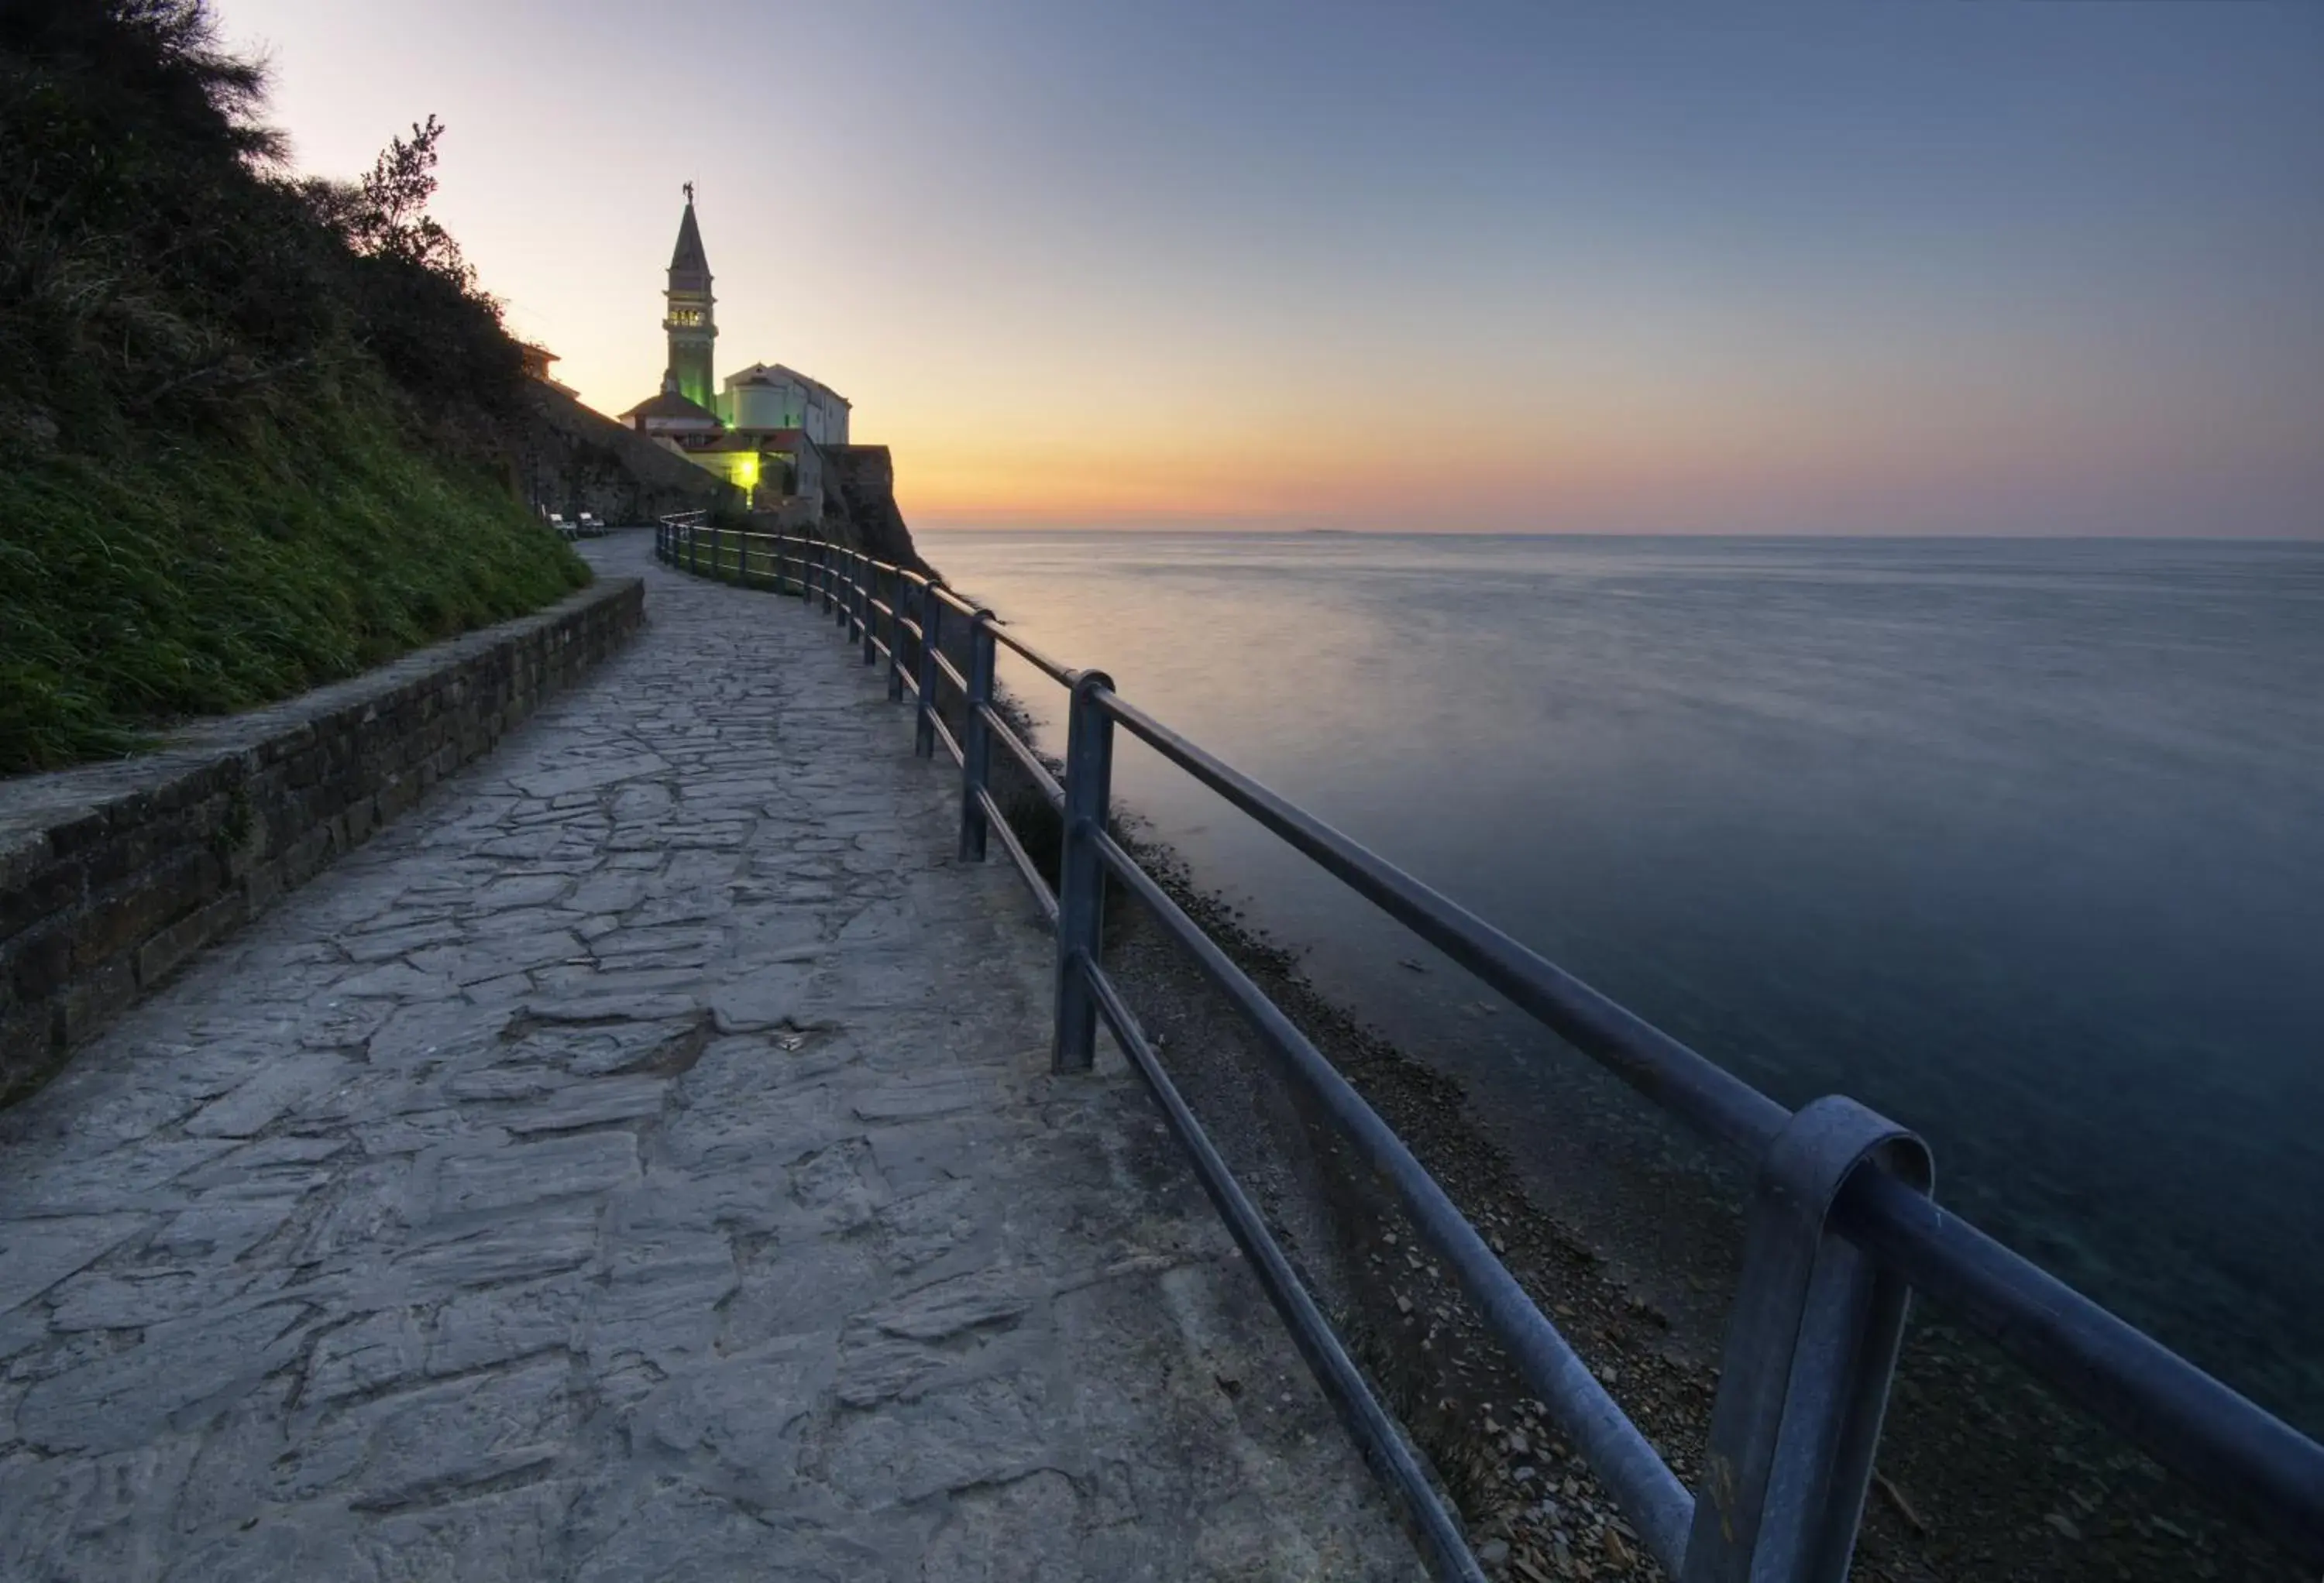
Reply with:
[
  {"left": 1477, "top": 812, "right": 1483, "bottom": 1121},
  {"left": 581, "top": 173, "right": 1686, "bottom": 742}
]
[{"left": 918, "top": 530, "right": 2324, "bottom": 1431}]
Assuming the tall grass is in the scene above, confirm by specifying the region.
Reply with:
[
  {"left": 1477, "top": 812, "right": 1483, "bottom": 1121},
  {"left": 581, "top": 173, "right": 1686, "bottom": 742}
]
[{"left": 1, "top": 397, "right": 588, "bottom": 771}]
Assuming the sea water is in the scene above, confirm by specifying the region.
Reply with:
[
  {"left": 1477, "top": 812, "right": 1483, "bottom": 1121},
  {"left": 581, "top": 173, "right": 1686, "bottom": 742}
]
[{"left": 920, "top": 529, "right": 2324, "bottom": 1433}]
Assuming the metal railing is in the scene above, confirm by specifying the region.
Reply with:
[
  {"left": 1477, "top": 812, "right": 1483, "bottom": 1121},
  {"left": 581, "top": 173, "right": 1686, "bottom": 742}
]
[{"left": 653, "top": 516, "right": 2324, "bottom": 1579}]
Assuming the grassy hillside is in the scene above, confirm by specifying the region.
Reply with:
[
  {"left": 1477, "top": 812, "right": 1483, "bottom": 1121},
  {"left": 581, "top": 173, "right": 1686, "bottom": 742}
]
[{"left": 0, "top": 1, "right": 589, "bottom": 774}]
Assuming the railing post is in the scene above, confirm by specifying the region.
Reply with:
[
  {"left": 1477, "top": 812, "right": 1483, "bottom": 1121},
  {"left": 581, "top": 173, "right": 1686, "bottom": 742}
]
[
  {"left": 861, "top": 558, "right": 878, "bottom": 666},
  {"left": 1053, "top": 670, "right": 1116, "bottom": 1073},
  {"left": 959, "top": 610, "right": 996, "bottom": 861},
  {"left": 1681, "top": 1097, "right": 1933, "bottom": 1583},
  {"left": 915, "top": 585, "right": 943, "bottom": 759},
  {"left": 886, "top": 572, "right": 907, "bottom": 702}
]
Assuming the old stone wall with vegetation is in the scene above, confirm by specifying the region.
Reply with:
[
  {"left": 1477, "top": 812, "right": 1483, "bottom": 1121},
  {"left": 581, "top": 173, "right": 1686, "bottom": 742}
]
[
  {"left": 514, "top": 383, "right": 737, "bottom": 525},
  {"left": 0, "top": 576, "right": 642, "bottom": 1104}
]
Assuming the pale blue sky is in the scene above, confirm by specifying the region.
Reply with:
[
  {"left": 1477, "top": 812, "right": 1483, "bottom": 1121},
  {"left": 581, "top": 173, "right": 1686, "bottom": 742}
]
[{"left": 219, "top": 1, "right": 2324, "bottom": 534}]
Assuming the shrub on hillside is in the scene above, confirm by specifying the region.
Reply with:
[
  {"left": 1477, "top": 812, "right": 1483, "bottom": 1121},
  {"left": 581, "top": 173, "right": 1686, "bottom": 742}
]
[
  {"left": 0, "top": 0, "right": 588, "bottom": 773},
  {"left": 0, "top": 1, "right": 521, "bottom": 442}
]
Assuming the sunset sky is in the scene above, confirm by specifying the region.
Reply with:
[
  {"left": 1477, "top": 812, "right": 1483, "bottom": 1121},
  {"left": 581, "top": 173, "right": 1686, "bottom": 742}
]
[{"left": 216, "top": 2, "right": 2323, "bottom": 536}]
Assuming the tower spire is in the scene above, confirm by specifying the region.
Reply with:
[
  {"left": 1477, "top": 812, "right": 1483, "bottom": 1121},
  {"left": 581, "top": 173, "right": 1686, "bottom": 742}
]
[{"left": 662, "top": 187, "right": 716, "bottom": 414}]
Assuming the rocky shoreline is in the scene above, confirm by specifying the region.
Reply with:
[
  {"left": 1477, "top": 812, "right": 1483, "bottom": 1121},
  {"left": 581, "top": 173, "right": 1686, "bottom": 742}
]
[
  {"left": 1085, "top": 825, "right": 2306, "bottom": 1582},
  {"left": 961, "top": 754, "right": 2299, "bottom": 1582},
  {"left": 1097, "top": 822, "right": 2315, "bottom": 1571}
]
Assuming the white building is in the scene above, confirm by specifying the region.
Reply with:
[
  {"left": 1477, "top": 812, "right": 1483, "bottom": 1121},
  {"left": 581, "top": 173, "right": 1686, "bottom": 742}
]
[
  {"left": 617, "top": 377, "right": 724, "bottom": 452},
  {"left": 720, "top": 362, "right": 851, "bottom": 447},
  {"left": 614, "top": 195, "right": 858, "bottom": 522}
]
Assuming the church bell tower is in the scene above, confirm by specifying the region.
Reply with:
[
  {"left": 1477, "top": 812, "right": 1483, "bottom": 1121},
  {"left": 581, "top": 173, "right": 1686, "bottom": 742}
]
[{"left": 662, "top": 184, "right": 717, "bottom": 414}]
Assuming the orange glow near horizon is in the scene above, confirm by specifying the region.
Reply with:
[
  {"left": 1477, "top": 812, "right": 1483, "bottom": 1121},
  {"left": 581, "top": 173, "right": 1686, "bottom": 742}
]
[{"left": 211, "top": 0, "right": 2324, "bottom": 539}]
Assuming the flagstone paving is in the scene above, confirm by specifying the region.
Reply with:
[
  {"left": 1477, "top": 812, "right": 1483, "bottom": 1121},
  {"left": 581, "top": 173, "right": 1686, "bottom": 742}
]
[{"left": 0, "top": 533, "right": 1415, "bottom": 1581}]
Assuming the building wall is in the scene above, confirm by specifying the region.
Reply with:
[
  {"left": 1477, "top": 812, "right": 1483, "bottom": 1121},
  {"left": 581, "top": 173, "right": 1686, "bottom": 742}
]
[
  {"left": 803, "top": 384, "right": 847, "bottom": 446},
  {"left": 665, "top": 287, "right": 717, "bottom": 413},
  {"left": 727, "top": 377, "right": 789, "bottom": 432},
  {"left": 666, "top": 334, "right": 716, "bottom": 414},
  {"left": 689, "top": 434, "right": 823, "bottom": 516},
  {"left": 634, "top": 414, "right": 721, "bottom": 447},
  {"left": 723, "top": 368, "right": 851, "bottom": 447},
  {"left": 693, "top": 449, "right": 761, "bottom": 500}
]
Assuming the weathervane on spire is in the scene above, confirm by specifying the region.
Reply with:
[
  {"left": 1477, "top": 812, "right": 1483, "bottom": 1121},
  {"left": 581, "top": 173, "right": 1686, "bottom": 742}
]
[{"left": 682, "top": 180, "right": 695, "bottom": 204}]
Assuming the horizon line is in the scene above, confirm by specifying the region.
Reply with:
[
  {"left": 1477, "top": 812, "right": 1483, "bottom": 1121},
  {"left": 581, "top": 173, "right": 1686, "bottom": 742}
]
[{"left": 914, "top": 522, "right": 2324, "bottom": 544}]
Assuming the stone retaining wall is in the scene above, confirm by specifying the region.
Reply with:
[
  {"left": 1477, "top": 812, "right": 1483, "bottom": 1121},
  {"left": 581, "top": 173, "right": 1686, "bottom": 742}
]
[
  {"left": 0, "top": 575, "right": 645, "bottom": 1102},
  {"left": 516, "top": 383, "right": 737, "bottom": 524}
]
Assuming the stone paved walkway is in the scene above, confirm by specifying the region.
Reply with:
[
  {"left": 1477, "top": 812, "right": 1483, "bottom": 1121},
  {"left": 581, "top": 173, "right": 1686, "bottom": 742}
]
[{"left": 0, "top": 534, "right": 1414, "bottom": 1581}]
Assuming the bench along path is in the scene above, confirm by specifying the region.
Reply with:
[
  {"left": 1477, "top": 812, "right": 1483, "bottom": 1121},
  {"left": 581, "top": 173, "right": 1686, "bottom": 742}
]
[{"left": 0, "top": 533, "right": 1414, "bottom": 1581}]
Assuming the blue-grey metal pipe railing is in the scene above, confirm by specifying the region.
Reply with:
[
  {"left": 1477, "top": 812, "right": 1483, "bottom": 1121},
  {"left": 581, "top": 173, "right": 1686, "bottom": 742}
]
[
  {"left": 651, "top": 519, "right": 2324, "bottom": 1576},
  {"left": 1089, "top": 819, "right": 1699, "bottom": 1568},
  {"left": 1074, "top": 948, "right": 1487, "bottom": 1581},
  {"left": 1094, "top": 686, "right": 1792, "bottom": 1161}
]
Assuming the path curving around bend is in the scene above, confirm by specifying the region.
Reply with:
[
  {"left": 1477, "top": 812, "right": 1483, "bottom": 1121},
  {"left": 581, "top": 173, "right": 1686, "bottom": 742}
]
[{"left": 0, "top": 532, "right": 1416, "bottom": 1581}]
